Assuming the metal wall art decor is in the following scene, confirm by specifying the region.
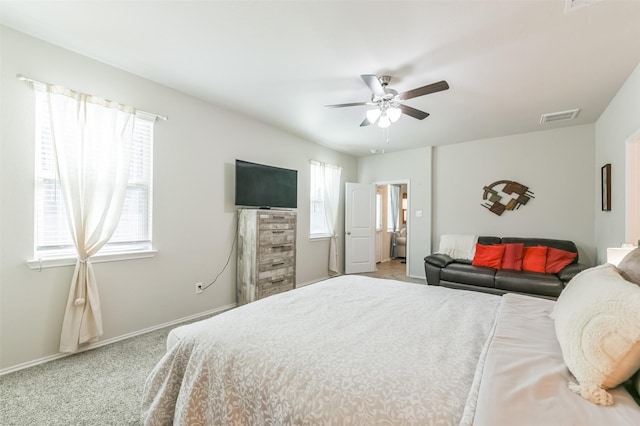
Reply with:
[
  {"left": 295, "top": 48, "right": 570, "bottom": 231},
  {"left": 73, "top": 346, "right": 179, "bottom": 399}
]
[{"left": 481, "top": 180, "right": 535, "bottom": 216}]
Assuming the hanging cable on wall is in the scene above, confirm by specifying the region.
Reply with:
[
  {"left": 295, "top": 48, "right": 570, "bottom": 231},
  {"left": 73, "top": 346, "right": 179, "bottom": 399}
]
[{"left": 200, "top": 210, "right": 240, "bottom": 291}]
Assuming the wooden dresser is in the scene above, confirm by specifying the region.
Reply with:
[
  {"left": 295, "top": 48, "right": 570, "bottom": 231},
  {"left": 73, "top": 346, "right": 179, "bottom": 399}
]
[{"left": 237, "top": 209, "right": 296, "bottom": 305}]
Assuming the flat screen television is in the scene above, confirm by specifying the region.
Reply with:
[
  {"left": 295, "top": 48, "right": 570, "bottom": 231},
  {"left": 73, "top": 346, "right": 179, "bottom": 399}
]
[{"left": 235, "top": 160, "right": 298, "bottom": 209}]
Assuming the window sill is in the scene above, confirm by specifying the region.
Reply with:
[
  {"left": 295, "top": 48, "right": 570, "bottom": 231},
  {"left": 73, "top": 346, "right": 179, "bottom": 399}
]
[
  {"left": 309, "top": 234, "right": 332, "bottom": 241},
  {"left": 27, "top": 250, "right": 158, "bottom": 270}
]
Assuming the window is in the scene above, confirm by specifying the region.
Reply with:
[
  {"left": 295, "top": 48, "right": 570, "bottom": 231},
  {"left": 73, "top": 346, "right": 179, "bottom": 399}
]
[
  {"left": 33, "top": 87, "right": 154, "bottom": 259},
  {"left": 309, "top": 160, "right": 342, "bottom": 239}
]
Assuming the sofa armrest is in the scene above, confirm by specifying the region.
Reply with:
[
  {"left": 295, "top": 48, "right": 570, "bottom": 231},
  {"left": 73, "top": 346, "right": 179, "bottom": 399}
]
[
  {"left": 424, "top": 253, "right": 454, "bottom": 268},
  {"left": 424, "top": 254, "right": 455, "bottom": 286},
  {"left": 557, "top": 263, "right": 590, "bottom": 282}
]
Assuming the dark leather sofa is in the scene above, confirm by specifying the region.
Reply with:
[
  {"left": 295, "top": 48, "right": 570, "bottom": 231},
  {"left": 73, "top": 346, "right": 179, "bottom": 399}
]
[{"left": 424, "top": 237, "right": 589, "bottom": 299}]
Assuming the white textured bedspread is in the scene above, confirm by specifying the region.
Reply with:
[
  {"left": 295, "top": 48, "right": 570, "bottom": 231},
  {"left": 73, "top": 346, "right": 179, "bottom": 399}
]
[{"left": 141, "top": 276, "right": 501, "bottom": 425}]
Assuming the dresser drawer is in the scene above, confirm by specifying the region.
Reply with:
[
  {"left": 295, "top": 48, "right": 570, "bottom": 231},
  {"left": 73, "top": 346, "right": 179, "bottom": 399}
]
[
  {"left": 259, "top": 213, "right": 295, "bottom": 228},
  {"left": 259, "top": 243, "right": 294, "bottom": 258},
  {"left": 258, "top": 265, "right": 294, "bottom": 281},
  {"left": 259, "top": 221, "right": 295, "bottom": 231},
  {"left": 258, "top": 256, "right": 294, "bottom": 273},
  {"left": 260, "top": 229, "right": 295, "bottom": 245},
  {"left": 256, "top": 277, "right": 295, "bottom": 299}
]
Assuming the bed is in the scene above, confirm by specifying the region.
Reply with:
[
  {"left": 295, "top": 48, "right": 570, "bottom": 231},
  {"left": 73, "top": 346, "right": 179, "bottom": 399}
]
[{"left": 141, "top": 275, "right": 640, "bottom": 425}]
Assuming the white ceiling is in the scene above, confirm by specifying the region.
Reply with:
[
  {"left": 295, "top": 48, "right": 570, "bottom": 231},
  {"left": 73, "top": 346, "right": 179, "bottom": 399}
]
[{"left": 2, "top": 0, "right": 639, "bottom": 157}]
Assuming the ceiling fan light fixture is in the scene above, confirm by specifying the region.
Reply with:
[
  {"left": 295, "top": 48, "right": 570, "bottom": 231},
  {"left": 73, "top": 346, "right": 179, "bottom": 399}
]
[
  {"left": 366, "top": 108, "right": 381, "bottom": 123},
  {"left": 325, "top": 74, "right": 449, "bottom": 129},
  {"left": 378, "top": 114, "right": 391, "bottom": 128},
  {"left": 388, "top": 107, "right": 401, "bottom": 123}
]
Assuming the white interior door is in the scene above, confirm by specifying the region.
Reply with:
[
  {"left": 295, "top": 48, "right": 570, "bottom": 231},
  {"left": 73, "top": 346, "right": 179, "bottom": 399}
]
[{"left": 345, "top": 182, "right": 376, "bottom": 274}]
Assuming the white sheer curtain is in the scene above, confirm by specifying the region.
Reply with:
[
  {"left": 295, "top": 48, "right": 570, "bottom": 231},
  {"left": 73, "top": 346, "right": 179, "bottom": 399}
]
[
  {"left": 389, "top": 184, "right": 400, "bottom": 258},
  {"left": 40, "top": 83, "right": 136, "bottom": 352},
  {"left": 310, "top": 160, "right": 342, "bottom": 274}
]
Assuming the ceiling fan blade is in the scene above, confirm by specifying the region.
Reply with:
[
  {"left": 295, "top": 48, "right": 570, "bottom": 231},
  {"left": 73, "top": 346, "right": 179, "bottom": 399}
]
[
  {"left": 360, "top": 117, "right": 371, "bottom": 127},
  {"left": 361, "top": 74, "right": 385, "bottom": 97},
  {"left": 399, "top": 80, "right": 449, "bottom": 101},
  {"left": 400, "top": 104, "right": 430, "bottom": 120},
  {"left": 324, "top": 102, "right": 369, "bottom": 108}
]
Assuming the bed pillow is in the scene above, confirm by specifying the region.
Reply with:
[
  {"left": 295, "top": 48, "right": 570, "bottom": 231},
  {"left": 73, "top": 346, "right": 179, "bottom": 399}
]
[
  {"left": 617, "top": 247, "right": 640, "bottom": 285},
  {"left": 552, "top": 264, "right": 640, "bottom": 406},
  {"left": 501, "top": 243, "right": 524, "bottom": 270},
  {"left": 522, "top": 246, "right": 547, "bottom": 273},
  {"left": 472, "top": 244, "right": 505, "bottom": 269},
  {"left": 545, "top": 247, "right": 577, "bottom": 274}
]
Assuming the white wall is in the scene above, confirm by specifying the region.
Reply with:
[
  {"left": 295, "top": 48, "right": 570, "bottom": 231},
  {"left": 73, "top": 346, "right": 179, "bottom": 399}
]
[
  {"left": 358, "top": 147, "right": 432, "bottom": 278},
  {"left": 0, "top": 27, "right": 357, "bottom": 371},
  {"left": 433, "top": 125, "right": 596, "bottom": 265},
  {"left": 595, "top": 62, "right": 640, "bottom": 263}
]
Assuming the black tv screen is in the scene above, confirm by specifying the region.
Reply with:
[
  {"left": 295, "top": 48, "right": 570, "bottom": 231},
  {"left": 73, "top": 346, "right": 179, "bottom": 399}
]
[{"left": 235, "top": 160, "right": 298, "bottom": 208}]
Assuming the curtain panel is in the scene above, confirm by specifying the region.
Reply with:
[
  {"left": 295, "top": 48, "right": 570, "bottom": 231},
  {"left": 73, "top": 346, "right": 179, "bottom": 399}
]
[
  {"left": 310, "top": 160, "right": 342, "bottom": 274},
  {"left": 37, "top": 83, "right": 136, "bottom": 352}
]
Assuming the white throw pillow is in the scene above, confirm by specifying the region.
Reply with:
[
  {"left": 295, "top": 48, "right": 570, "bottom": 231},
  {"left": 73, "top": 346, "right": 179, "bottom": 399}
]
[{"left": 552, "top": 264, "right": 640, "bottom": 405}]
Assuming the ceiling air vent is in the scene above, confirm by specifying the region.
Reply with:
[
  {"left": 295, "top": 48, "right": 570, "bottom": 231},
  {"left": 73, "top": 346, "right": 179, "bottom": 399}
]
[
  {"left": 540, "top": 109, "right": 580, "bottom": 124},
  {"left": 564, "top": 0, "right": 602, "bottom": 13}
]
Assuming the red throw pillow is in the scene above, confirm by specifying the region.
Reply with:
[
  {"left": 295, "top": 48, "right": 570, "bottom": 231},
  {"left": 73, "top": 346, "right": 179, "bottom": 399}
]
[
  {"left": 522, "top": 246, "right": 547, "bottom": 273},
  {"left": 545, "top": 247, "right": 577, "bottom": 273},
  {"left": 501, "top": 243, "right": 525, "bottom": 270},
  {"left": 472, "top": 244, "right": 506, "bottom": 269}
]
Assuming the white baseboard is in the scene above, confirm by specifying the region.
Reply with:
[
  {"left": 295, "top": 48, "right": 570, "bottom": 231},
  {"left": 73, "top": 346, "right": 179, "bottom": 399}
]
[
  {"left": 0, "top": 303, "right": 236, "bottom": 376},
  {"left": 296, "top": 276, "right": 333, "bottom": 287}
]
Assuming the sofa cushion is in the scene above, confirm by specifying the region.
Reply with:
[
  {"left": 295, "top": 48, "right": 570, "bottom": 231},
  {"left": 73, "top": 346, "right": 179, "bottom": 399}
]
[
  {"left": 478, "top": 236, "right": 502, "bottom": 246},
  {"left": 501, "top": 243, "right": 524, "bottom": 270},
  {"left": 522, "top": 246, "right": 547, "bottom": 273},
  {"left": 545, "top": 247, "right": 578, "bottom": 274},
  {"left": 441, "top": 263, "right": 496, "bottom": 288},
  {"left": 472, "top": 244, "right": 505, "bottom": 269},
  {"left": 495, "top": 270, "right": 564, "bottom": 298},
  {"left": 552, "top": 264, "right": 640, "bottom": 405},
  {"left": 501, "top": 237, "right": 578, "bottom": 256}
]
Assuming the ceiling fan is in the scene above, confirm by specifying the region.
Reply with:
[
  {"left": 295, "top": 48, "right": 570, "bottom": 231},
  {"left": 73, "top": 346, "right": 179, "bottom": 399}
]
[{"left": 325, "top": 75, "right": 449, "bottom": 128}]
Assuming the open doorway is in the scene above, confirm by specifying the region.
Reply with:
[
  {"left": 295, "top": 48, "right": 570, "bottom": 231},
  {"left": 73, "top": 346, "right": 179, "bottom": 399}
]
[{"left": 374, "top": 182, "right": 409, "bottom": 277}]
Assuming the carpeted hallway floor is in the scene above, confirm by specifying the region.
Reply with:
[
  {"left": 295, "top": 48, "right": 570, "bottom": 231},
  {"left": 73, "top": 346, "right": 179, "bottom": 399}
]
[{"left": 357, "top": 258, "right": 424, "bottom": 284}]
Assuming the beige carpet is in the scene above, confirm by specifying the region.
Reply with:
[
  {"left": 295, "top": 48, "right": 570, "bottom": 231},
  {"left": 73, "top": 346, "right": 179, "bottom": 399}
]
[{"left": 0, "top": 266, "right": 424, "bottom": 425}]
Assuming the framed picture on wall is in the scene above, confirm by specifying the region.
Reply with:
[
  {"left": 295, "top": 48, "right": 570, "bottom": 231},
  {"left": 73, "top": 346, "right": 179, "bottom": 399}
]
[{"left": 601, "top": 163, "right": 611, "bottom": 211}]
